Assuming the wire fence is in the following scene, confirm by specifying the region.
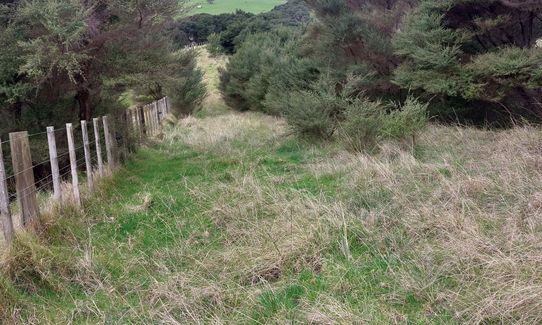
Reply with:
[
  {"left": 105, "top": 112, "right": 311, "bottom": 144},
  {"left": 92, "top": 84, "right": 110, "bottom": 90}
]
[{"left": 0, "top": 96, "right": 172, "bottom": 244}]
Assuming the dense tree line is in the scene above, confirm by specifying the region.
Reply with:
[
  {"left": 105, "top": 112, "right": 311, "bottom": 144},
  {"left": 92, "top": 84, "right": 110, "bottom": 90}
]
[
  {"left": 220, "top": 0, "right": 542, "bottom": 149},
  {"left": 168, "top": 10, "right": 255, "bottom": 49},
  {"left": 0, "top": 0, "right": 205, "bottom": 136},
  {"left": 168, "top": 0, "right": 310, "bottom": 54}
]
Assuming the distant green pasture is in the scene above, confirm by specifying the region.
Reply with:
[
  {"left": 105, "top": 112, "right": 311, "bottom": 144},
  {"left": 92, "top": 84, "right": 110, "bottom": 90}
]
[{"left": 187, "top": 0, "right": 286, "bottom": 15}]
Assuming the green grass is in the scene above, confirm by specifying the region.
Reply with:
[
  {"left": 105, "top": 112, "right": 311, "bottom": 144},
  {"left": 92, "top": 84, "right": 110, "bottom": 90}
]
[
  {"left": 0, "top": 124, "right": 432, "bottom": 323},
  {"left": 0, "top": 115, "right": 460, "bottom": 323},
  {"left": 187, "top": 0, "right": 286, "bottom": 15}
]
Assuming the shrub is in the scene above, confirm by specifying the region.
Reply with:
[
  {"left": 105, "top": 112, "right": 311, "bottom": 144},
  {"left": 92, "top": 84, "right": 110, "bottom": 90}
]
[
  {"left": 282, "top": 89, "right": 342, "bottom": 139},
  {"left": 339, "top": 96, "right": 428, "bottom": 151},
  {"left": 219, "top": 28, "right": 303, "bottom": 112},
  {"left": 339, "top": 98, "right": 388, "bottom": 151},
  {"left": 166, "top": 50, "right": 207, "bottom": 116},
  {"left": 384, "top": 96, "right": 428, "bottom": 142},
  {"left": 207, "top": 33, "right": 222, "bottom": 56}
]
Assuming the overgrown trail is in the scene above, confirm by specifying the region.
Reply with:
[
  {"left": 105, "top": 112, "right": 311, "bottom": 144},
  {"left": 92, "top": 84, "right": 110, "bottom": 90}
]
[{"left": 2, "top": 49, "right": 542, "bottom": 324}]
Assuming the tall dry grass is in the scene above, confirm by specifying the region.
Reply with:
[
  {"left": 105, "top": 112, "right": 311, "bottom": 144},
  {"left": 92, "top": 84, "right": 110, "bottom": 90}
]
[
  {"left": 2, "top": 108, "right": 542, "bottom": 323},
  {"left": 156, "top": 113, "right": 542, "bottom": 323},
  {"left": 306, "top": 125, "right": 542, "bottom": 324},
  {"left": 147, "top": 175, "right": 353, "bottom": 323}
]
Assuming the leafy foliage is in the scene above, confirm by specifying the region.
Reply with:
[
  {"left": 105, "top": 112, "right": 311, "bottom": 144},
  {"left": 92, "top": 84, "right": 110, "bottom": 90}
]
[
  {"left": 219, "top": 28, "right": 314, "bottom": 112},
  {"left": 166, "top": 50, "right": 207, "bottom": 115},
  {"left": 0, "top": 0, "right": 204, "bottom": 136},
  {"left": 281, "top": 80, "right": 343, "bottom": 139},
  {"left": 393, "top": 0, "right": 542, "bottom": 122}
]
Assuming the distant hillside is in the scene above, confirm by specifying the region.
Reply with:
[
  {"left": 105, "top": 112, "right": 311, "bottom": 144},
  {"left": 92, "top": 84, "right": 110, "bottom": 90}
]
[
  {"left": 170, "top": 0, "right": 310, "bottom": 50},
  {"left": 187, "top": 0, "right": 286, "bottom": 15}
]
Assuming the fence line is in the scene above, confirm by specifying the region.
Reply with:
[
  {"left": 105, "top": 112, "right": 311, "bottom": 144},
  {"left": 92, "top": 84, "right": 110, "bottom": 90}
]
[{"left": 0, "top": 96, "right": 172, "bottom": 244}]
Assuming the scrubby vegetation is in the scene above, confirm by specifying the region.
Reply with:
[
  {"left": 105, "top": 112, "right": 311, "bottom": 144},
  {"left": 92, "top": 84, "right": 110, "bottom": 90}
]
[{"left": 220, "top": 0, "right": 542, "bottom": 143}]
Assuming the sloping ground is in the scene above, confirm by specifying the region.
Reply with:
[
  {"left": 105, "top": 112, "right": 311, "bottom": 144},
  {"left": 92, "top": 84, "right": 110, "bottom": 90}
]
[
  {"left": 1, "top": 50, "right": 541, "bottom": 323},
  {"left": 1, "top": 111, "right": 541, "bottom": 324}
]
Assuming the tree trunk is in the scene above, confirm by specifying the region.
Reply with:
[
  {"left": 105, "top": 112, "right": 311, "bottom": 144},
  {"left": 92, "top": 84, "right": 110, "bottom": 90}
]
[
  {"left": 75, "top": 88, "right": 92, "bottom": 121},
  {"left": 12, "top": 101, "right": 22, "bottom": 121}
]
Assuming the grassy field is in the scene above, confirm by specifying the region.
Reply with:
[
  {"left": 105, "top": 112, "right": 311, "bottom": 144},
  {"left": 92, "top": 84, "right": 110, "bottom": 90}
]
[
  {"left": 1, "top": 49, "right": 541, "bottom": 324},
  {"left": 187, "top": 0, "right": 286, "bottom": 15}
]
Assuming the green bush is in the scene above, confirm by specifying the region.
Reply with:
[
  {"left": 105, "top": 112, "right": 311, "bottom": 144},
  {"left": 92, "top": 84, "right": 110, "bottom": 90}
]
[
  {"left": 282, "top": 88, "right": 342, "bottom": 139},
  {"left": 166, "top": 50, "right": 207, "bottom": 116},
  {"left": 219, "top": 28, "right": 303, "bottom": 112},
  {"left": 339, "top": 98, "right": 387, "bottom": 151},
  {"left": 339, "top": 96, "right": 428, "bottom": 151},
  {"left": 384, "top": 97, "right": 428, "bottom": 141},
  {"left": 207, "top": 33, "right": 222, "bottom": 56}
]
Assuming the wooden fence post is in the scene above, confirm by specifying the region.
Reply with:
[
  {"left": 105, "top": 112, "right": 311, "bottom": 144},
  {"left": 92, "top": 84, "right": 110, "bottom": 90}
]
[
  {"left": 158, "top": 99, "right": 164, "bottom": 121},
  {"left": 155, "top": 102, "right": 161, "bottom": 129},
  {"left": 147, "top": 105, "right": 153, "bottom": 135},
  {"left": 121, "top": 111, "right": 128, "bottom": 158},
  {"left": 66, "top": 124, "right": 81, "bottom": 207},
  {"left": 152, "top": 104, "right": 157, "bottom": 133},
  {"left": 0, "top": 141, "right": 13, "bottom": 243},
  {"left": 46, "top": 127, "right": 62, "bottom": 202},
  {"left": 93, "top": 118, "right": 104, "bottom": 176},
  {"left": 9, "top": 131, "right": 39, "bottom": 226},
  {"left": 158, "top": 98, "right": 166, "bottom": 121},
  {"left": 135, "top": 108, "right": 142, "bottom": 141},
  {"left": 81, "top": 120, "right": 93, "bottom": 191},
  {"left": 103, "top": 116, "right": 115, "bottom": 170},
  {"left": 140, "top": 106, "right": 147, "bottom": 137},
  {"left": 166, "top": 96, "right": 172, "bottom": 114},
  {"left": 142, "top": 106, "right": 148, "bottom": 136},
  {"left": 153, "top": 101, "right": 160, "bottom": 133}
]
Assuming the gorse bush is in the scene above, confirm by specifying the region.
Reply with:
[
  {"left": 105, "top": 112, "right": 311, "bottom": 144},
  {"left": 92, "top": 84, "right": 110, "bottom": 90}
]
[
  {"left": 220, "top": 0, "right": 542, "bottom": 126},
  {"left": 339, "top": 98, "right": 389, "bottom": 151},
  {"left": 385, "top": 97, "right": 428, "bottom": 141},
  {"left": 166, "top": 50, "right": 207, "bottom": 116},
  {"left": 282, "top": 88, "right": 342, "bottom": 139},
  {"left": 219, "top": 28, "right": 306, "bottom": 112},
  {"left": 338, "top": 96, "right": 428, "bottom": 152},
  {"left": 207, "top": 33, "right": 223, "bottom": 56}
]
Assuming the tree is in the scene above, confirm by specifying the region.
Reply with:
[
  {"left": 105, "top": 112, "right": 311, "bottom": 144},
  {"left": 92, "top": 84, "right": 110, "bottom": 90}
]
[
  {"left": 393, "top": 0, "right": 542, "bottom": 122},
  {"left": 0, "top": 0, "right": 188, "bottom": 130},
  {"left": 301, "top": 0, "right": 417, "bottom": 98}
]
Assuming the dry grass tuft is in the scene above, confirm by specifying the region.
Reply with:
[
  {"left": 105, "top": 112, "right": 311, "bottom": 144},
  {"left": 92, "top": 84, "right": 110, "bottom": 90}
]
[
  {"left": 165, "top": 112, "right": 287, "bottom": 154},
  {"left": 162, "top": 113, "right": 179, "bottom": 128},
  {"left": 303, "top": 296, "right": 366, "bottom": 325},
  {"left": 1, "top": 231, "right": 75, "bottom": 293},
  {"left": 205, "top": 175, "right": 347, "bottom": 282},
  {"left": 125, "top": 192, "right": 153, "bottom": 213}
]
